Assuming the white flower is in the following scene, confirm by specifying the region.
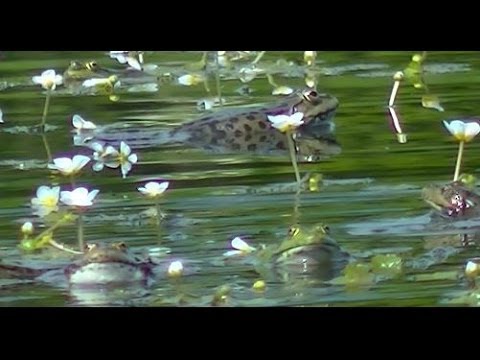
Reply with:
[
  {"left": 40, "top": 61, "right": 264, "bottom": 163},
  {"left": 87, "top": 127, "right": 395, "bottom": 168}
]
[
  {"left": 60, "top": 187, "right": 99, "bottom": 207},
  {"left": 304, "top": 51, "right": 317, "bottom": 66},
  {"left": 465, "top": 260, "right": 480, "bottom": 277},
  {"left": 32, "top": 69, "right": 63, "bottom": 90},
  {"left": 167, "top": 261, "right": 183, "bottom": 277},
  {"left": 109, "top": 51, "right": 143, "bottom": 71},
  {"left": 177, "top": 74, "right": 203, "bottom": 86},
  {"left": 0, "top": 108, "right": 3, "bottom": 123},
  {"left": 238, "top": 66, "right": 261, "bottom": 83},
  {"left": 48, "top": 155, "right": 91, "bottom": 176},
  {"left": 89, "top": 142, "right": 137, "bottom": 178},
  {"left": 443, "top": 120, "right": 480, "bottom": 142},
  {"left": 138, "top": 181, "right": 169, "bottom": 198},
  {"left": 72, "top": 114, "right": 97, "bottom": 131},
  {"left": 267, "top": 112, "right": 304, "bottom": 133},
  {"left": 82, "top": 76, "right": 117, "bottom": 88},
  {"left": 272, "top": 86, "right": 294, "bottom": 96},
  {"left": 31, "top": 185, "right": 60, "bottom": 217},
  {"left": 21, "top": 221, "right": 34, "bottom": 235},
  {"left": 223, "top": 236, "right": 256, "bottom": 257},
  {"left": 119, "top": 141, "right": 138, "bottom": 178}
]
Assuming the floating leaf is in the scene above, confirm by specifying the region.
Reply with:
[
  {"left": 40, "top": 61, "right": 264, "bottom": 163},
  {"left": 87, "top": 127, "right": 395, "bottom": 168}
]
[
  {"left": 371, "top": 254, "right": 403, "bottom": 277},
  {"left": 422, "top": 94, "right": 444, "bottom": 111}
]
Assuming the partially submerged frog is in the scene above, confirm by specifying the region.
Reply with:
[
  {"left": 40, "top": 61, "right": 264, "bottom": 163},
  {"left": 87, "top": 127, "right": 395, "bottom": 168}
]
[
  {"left": 253, "top": 224, "right": 350, "bottom": 280},
  {"left": 92, "top": 88, "right": 341, "bottom": 161},
  {"left": 422, "top": 181, "right": 480, "bottom": 219},
  {"left": 0, "top": 242, "right": 158, "bottom": 287},
  {"left": 63, "top": 60, "right": 157, "bottom": 88}
]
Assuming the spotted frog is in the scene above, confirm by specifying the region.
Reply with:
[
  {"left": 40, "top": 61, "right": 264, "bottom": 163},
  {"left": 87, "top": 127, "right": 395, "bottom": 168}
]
[{"left": 94, "top": 88, "right": 340, "bottom": 161}]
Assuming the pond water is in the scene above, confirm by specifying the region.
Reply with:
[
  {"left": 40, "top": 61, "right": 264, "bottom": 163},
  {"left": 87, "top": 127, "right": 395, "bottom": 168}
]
[{"left": 1, "top": 51, "right": 480, "bottom": 306}]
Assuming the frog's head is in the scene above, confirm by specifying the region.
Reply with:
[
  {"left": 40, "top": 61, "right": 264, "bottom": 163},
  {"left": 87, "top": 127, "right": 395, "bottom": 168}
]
[
  {"left": 272, "top": 224, "right": 350, "bottom": 275},
  {"left": 422, "top": 181, "right": 480, "bottom": 218},
  {"left": 278, "top": 89, "right": 341, "bottom": 161},
  {"left": 65, "top": 242, "right": 153, "bottom": 286},
  {"left": 64, "top": 60, "right": 108, "bottom": 80}
]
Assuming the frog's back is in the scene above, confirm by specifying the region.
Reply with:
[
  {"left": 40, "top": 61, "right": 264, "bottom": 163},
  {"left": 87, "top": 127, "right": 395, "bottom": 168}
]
[{"left": 170, "top": 105, "right": 293, "bottom": 153}]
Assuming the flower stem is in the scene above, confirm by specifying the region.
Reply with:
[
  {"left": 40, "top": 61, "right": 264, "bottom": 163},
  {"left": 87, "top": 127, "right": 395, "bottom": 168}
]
[
  {"left": 49, "top": 239, "right": 83, "bottom": 255},
  {"left": 39, "top": 89, "right": 51, "bottom": 131},
  {"left": 32, "top": 213, "right": 74, "bottom": 242},
  {"left": 286, "top": 130, "right": 301, "bottom": 185},
  {"left": 155, "top": 198, "right": 163, "bottom": 242},
  {"left": 41, "top": 133, "right": 52, "bottom": 163},
  {"left": 454, "top": 140, "right": 465, "bottom": 181},
  {"left": 215, "top": 52, "right": 223, "bottom": 108},
  {"left": 77, "top": 213, "right": 84, "bottom": 252}
]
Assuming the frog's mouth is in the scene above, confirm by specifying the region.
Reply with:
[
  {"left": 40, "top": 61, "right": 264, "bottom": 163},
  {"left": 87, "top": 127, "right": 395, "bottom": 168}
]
[
  {"left": 422, "top": 183, "right": 477, "bottom": 218},
  {"left": 65, "top": 261, "right": 152, "bottom": 286}
]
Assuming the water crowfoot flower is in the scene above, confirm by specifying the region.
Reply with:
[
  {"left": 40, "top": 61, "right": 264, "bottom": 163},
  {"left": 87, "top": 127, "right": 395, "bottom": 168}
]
[
  {"left": 167, "top": 261, "right": 184, "bottom": 277},
  {"left": 21, "top": 221, "right": 34, "bottom": 237},
  {"left": 138, "top": 181, "right": 169, "bottom": 198},
  {"left": 60, "top": 187, "right": 99, "bottom": 251},
  {"left": 109, "top": 51, "right": 144, "bottom": 71},
  {"left": 223, "top": 237, "right": 256, "bottom": 257},
  {"left": 72, "top": 114, "right": 97, "bottom": 131},
  {"left": 48, "top": 155, "right": 91, "bottom": 177},
  {"left": 267, "top": 112, "right": 305, "bottom": 185},
  {"left": 443, "top": 120, "right": 480, "bottom": 181},
  {"left": 32, "top": 69, "right": 63, "bottom": 131},
  {"left": 31, "top": 185, "right": 60, "bottom": 217},
  {"left": 138, "top": 181, "right": 169, "bottom": 230},
  {"left": 90, "top": 141, "right": 137, "bottom": 178}
]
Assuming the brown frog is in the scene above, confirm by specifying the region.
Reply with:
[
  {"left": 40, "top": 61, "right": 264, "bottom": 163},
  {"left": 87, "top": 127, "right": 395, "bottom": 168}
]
[
  {"left": 422, "top": 181, "right": 480, "bottom": 219},
  {"left": 91, "top": 88, "right": 340, "bottom": 162},
  {"left": 168, "top": 88, "right": 340, "bottom": 161}
]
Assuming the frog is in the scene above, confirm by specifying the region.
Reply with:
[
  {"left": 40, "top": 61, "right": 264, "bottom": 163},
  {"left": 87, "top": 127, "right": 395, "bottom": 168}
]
[
  {"left": 253, "top": 224, "right": 351, "bottom": 280},
  {"left": 63, "top": 60, "right": 110, "bottom": 86},
  {"left": 91, "top": 88, "right": 341, "bottom": 162},
  {"left": 422, "top": 181, "right": 480, "bottom": 219},
  {"left": 0, "top": 242, "right": 158, "bottom": 287},
  {"left": 420, "top": 180, "right": 480, "bottom": 248},
  {"left": 63, "top": 60, "right": 158, "bottom": 88}
]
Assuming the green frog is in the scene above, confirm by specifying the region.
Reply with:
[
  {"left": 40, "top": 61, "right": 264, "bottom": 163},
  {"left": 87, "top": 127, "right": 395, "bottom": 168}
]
[
  {"left": 253, "top": 224, "right": 350, "bottom": 280},
  {"left": 63, "top": 60, "right": 157, "bottom": 88},
  {"left": 93, "top": 88, "right": 341, "bottom": 161},
  {"left": 63, "top": 60, "right": 110, "bottom": 85}
]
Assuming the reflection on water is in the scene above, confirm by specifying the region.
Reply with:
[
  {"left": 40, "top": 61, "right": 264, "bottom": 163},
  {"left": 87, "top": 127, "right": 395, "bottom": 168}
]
[{"left": 2, "top": 51, "right": 480, "bottom": 306}]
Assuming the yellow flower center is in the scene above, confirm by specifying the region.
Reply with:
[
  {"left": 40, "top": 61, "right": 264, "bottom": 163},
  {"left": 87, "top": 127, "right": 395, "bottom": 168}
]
[{"left": 41, "top": 195, "right": 58, "bottom": 208}]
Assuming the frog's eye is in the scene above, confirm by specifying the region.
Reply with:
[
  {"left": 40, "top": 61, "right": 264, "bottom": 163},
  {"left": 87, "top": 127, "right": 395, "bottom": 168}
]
[
  {"left": 115, "top": 242, "right": 128, "bottom": 250},
  {"left": 288, "top": 226, "right": 300, "bottom": 237},
  {"left": 86, "top": 61, "right": 97, "bottom": 70},
  {"left": 85, "top": 243, "right": 97, "bottom": 252},
  {"left": 302, "top": 89, "right": 319, "bottom": 102}
]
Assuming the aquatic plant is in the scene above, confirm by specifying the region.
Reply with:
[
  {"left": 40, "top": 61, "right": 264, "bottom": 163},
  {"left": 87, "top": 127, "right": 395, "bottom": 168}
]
[
  {"left": 267, "top": 112, "right": 305, "bottom": 186},
  {"left": 443, "top": 120, "right": 480, "bottom": 181},
  {"left": 32, "top": 69, "right": 63, "bottom": 131}
]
